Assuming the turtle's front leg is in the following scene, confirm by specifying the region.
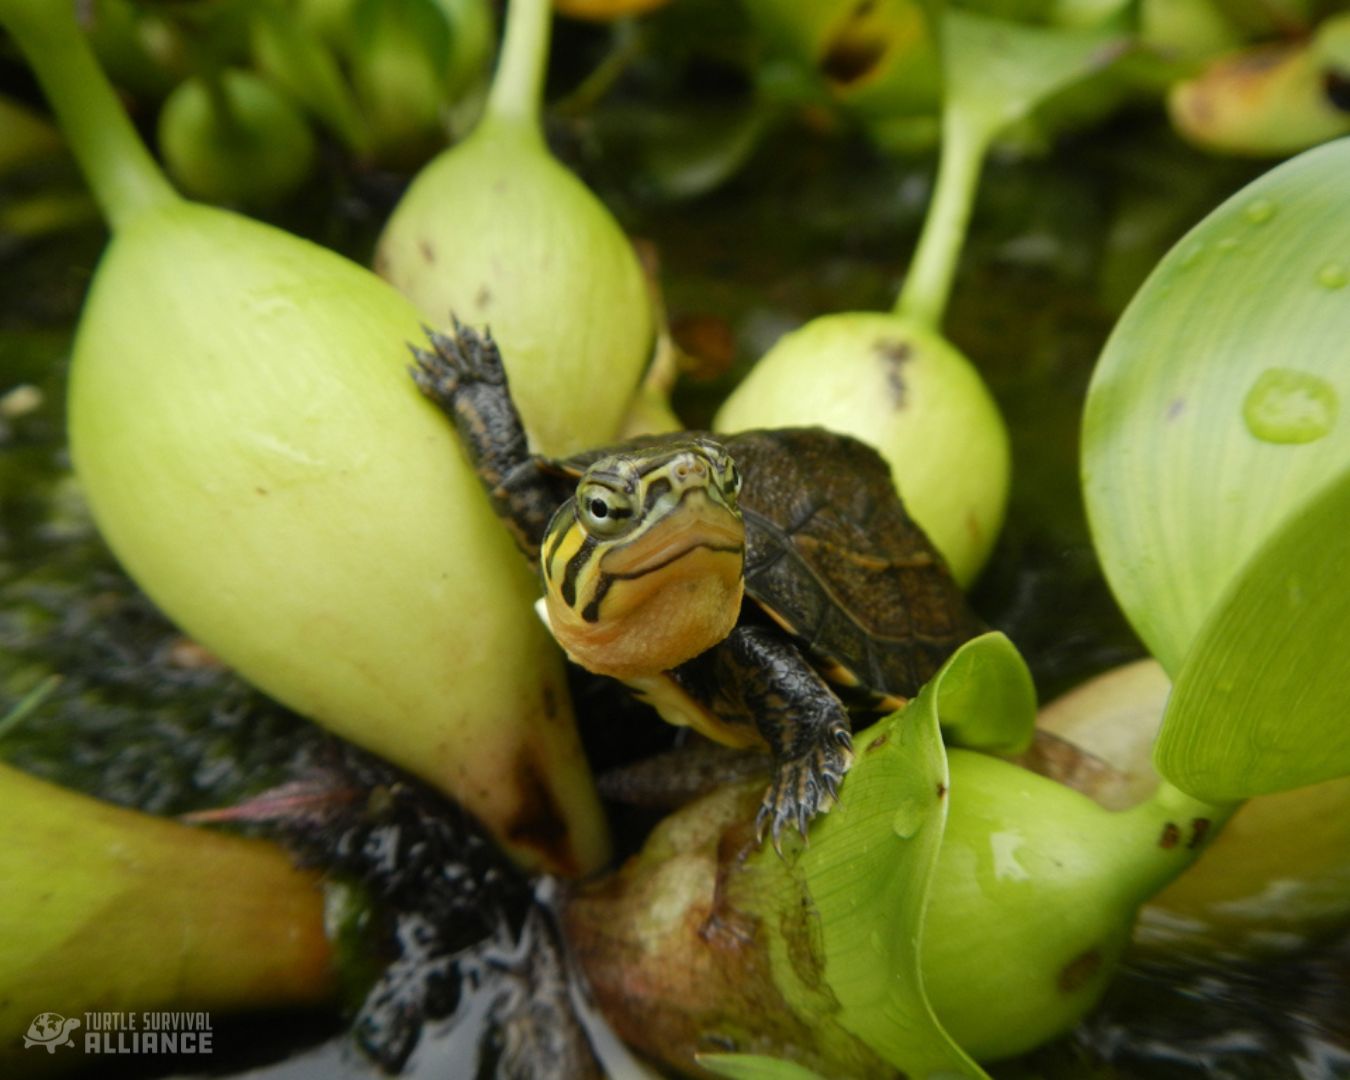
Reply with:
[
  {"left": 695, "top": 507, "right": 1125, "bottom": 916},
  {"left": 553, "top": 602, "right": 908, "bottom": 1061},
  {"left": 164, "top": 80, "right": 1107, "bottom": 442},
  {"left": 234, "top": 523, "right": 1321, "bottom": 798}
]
[
  {"left": 409, "top": 319, "right": 556, "bottom": 559},
  {"left": 682, "top": 624, "right": 855, "bottom": 849}
]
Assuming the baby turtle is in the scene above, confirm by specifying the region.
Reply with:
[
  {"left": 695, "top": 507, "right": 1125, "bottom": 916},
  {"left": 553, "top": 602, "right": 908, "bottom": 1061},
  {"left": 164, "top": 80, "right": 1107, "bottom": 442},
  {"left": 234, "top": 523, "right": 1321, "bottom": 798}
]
[{"left": 411, "top": 322, "right": 982, "bottom": 846}]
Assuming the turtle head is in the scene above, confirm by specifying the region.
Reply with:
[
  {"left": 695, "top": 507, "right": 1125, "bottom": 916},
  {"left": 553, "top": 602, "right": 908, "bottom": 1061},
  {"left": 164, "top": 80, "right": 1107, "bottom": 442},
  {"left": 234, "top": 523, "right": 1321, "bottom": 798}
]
[{"left": 540, "top": 437, "right": 746, "bottom": 679}]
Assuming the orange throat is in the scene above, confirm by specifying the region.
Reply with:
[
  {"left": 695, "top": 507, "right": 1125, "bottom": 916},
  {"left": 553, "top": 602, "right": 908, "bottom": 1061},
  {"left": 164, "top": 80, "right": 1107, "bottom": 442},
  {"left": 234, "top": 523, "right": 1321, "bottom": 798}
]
[{"left": 543, "top": 501, "right": 745, "bottom": 680}]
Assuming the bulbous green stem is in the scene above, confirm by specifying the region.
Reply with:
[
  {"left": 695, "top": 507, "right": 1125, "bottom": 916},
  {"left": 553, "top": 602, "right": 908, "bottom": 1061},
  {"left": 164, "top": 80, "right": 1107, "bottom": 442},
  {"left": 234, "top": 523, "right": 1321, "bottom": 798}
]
[
  {"left": 0, "top": 0, "right": 178, "bottom": 229},
  {"left": 894, "top": 106, "right": 991, "bottom": 332},
  {"left": 1110, "top": 779, "right": 1240, "bottom": 903},
  {"left": 483, "top": 0, "right": 552, "bottom": 136}
]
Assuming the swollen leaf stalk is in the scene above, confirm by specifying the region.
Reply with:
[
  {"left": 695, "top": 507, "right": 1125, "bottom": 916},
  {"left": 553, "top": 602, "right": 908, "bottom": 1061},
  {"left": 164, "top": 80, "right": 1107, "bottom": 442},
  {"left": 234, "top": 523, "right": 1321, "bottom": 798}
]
[
  {"left": 0, "top": 0, "right": 610, "bottom": 876},
  {"left": 375, "top": 0, "right": 654, "bottom": 456},
  {"left": 0, "top": 763, "right": 335, "bottom": 1066}
]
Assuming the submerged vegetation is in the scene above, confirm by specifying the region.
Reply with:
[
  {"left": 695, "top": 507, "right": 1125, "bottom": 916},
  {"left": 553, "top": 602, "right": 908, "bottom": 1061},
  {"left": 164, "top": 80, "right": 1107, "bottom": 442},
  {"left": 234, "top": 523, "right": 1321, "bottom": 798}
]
[{"left": 1, "top": 0, "right": 1349, "bottom": 1076}]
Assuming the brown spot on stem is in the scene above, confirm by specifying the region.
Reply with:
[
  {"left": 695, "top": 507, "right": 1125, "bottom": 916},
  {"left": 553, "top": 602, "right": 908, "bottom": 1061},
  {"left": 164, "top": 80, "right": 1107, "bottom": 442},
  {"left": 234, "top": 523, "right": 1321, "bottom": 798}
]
[
  {"left": 936, "top": 782, "right": 947, "bottom": 799},
  {"left": 780, "top": 895, "right": 827, "bottom": 992},
  {"left": 505, "top": 750, "right": 574, "bottom": 875},
  {"left": 1189, "top": 817, "right": 1212, "bottom": 850},
  {"left": 561, "top": 781, "right": 892, "bottom": 1079},
  {"left": 874, "top": 337, "right": 914, "bottom": 407},
  {"left": 475, "top": 284, "right": 493, "bottom": 310},
  {"left": 1159, "top": 822, "right": 1181, "bottom": 849},
  {"left": 865, "top": 731, "right": 890, "bottom": 753},
  {"left": 1058, "top": 947, "right": 1103, "bottom": 994},
  {"left": 419, "top": 239, "right": 436, "bottom": 264}
]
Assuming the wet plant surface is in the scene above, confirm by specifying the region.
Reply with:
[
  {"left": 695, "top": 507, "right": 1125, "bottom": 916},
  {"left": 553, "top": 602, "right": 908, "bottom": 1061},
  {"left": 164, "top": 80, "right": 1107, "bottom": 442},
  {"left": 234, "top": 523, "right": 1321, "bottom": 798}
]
[{"left": 2, "top": 27, "right": 1348, "bottom": 1076}]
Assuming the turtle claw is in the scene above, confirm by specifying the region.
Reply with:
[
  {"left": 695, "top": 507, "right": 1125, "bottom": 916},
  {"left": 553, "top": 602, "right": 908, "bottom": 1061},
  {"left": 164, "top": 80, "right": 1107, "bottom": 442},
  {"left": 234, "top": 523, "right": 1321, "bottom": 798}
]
[
  {"left": 755, "top": 722, "right": 854, "bottom": 855},
  {"left": 409, "top": 318, "right": 507, "bottom": 410},
  {"left": 433, "top": 318, "right": 506, "bottom": 384},
  {"left": 408, "top": 342, "right": 460, "bottom": 405}
]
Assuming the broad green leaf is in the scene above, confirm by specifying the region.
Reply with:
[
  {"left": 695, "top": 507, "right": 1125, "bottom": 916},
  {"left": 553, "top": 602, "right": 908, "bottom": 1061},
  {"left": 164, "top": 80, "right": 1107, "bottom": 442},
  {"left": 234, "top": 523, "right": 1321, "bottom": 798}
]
[
  {"left": 735, "top": 688, "right": 976, "bottom": 1078},
  {"left": 936, "top": 631, "right": 1037, "bottom": 753},
  {"left": 943, "top": 8, "right": 1128, "bottom": 145},
  {"left": 1083, "top": 138, "right": 1350, "bottom": 674},
  {"left": 1155, "top": 466, "right": 1350, "bottom": 802},
  {"left": 734, "top": 634, "right": 1032, "bottom": 1079}
]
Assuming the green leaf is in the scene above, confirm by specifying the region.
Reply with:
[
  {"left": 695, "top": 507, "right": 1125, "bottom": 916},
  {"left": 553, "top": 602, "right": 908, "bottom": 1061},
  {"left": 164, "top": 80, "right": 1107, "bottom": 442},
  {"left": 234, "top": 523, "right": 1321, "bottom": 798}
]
[
  {"left": 942, "top": 8, "right": 1128, "bottom": 144},
  {"left": 735, "top": 635, "right": 1035, "bottom": 1079},
  {"left": 793, "top": 696, "right": 975, "bottom": 1077},
  {"left": 1155, "top": 466, "right": 1350, "bottom": 802},
  {"left": 936, "top": 631, "right": 1037, "bottom": 753},
  {"left": 1083, "top": 138, "right": 1350, "bottom": 674}
]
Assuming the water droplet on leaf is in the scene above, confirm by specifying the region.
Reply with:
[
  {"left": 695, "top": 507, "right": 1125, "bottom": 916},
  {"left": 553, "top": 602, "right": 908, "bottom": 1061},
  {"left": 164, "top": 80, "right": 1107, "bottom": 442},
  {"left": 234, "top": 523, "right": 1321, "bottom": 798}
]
[
  {"left": 1242, "top": 199, "right": 1275, "bottom": 224},
  {"left": 1243, "top": 368, "right": 1338, "bottom": 444},
  {"left": 892, "top": 798, "right": 923, "bottom": 839}
]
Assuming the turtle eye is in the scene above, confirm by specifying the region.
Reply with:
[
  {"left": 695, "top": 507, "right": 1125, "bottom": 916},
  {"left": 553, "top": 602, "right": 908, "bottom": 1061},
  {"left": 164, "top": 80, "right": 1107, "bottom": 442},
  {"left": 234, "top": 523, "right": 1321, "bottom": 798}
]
[{"left": 577, "top": 484, "right": 633, "bottom": 537}]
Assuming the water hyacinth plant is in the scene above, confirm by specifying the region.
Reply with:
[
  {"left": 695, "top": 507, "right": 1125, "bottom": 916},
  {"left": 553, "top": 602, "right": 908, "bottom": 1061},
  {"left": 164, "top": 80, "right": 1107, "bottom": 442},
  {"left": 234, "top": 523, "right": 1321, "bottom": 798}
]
[
  {"left": 554, "top": 135, "right": 1350, "bottom": 1076},
  {"left": 375, "top": 0, "right": 654, "bottom": 457},
  {"left": 1034, "top": 660, "right": 1350, "bottom": 957},
  {"left": 0, "top": 0, "right": 608, "bottom": 877},
  {"left": 0, "top": 763, "right": 337, "bottom": 1070},
  {"left": 4, "top": 0, "right": 1350, "bottom": 1074},
  {"left": 1168, "top": 14, "right": 1350, "bottom": 157},
  {"left": 565, "top": 635, "right": 1232, "bottom": 1077},
  {"left": 717, "top": 5, "right": 1129, "bottom": 585}
]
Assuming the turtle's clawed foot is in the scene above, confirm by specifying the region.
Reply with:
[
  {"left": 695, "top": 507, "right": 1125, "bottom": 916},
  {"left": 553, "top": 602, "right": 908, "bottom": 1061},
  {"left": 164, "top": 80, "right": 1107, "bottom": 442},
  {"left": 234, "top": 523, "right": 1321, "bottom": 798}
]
[
  {"left": 756, "top": 721, "right": 854, "bottom": 854},
  {"left": 408, "top": 316, "right": 506, "bottom": 409}
]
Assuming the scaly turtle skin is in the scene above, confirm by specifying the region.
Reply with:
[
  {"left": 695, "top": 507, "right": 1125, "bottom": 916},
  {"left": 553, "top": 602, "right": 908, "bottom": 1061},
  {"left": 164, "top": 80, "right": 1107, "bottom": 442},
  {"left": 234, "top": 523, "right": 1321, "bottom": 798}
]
[{"left": 411, "top": 321, "right": 982, "bottom": 845}]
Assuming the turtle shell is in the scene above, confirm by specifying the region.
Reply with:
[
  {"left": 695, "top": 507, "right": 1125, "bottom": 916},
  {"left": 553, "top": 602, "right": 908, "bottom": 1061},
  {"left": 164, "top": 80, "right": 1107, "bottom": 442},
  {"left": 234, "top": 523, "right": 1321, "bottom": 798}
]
[
  {"left": 724, "top": 428, "right": 980, "bottom": 698},
  {"left": 554, "top": 427, "right": 981, "bottom": 698}
]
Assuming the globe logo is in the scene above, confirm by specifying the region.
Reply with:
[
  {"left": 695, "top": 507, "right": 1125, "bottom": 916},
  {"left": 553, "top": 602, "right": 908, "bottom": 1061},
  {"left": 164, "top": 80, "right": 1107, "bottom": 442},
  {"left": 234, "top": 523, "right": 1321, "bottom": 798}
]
[{"left": 24, "top": 1012, "right": 81, "bottom": 1053}]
